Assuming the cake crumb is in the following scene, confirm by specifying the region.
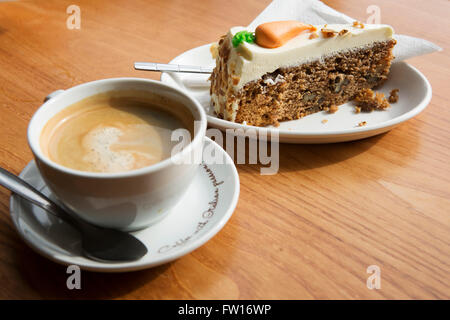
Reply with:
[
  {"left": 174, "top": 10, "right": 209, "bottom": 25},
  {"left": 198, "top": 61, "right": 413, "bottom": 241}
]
[
  {"left": 322, "top": 119, "right": 328, "bottom": 124},
  {"left": 354, "top": 88, "right": 390, "bottom": 112},
  {"left": 328, "top": 105, "right": 339, "bottom": 113},
  {"left": 309, "top": 32, "right": 319, "bottom": 39},
  {"left": 358, "top": 121, "right": 367, "bottom": 127},
  {"left": 354, "top": 106, "right": 361, "bottom": 114},
  {"left": 388, "top": 89, "right": 399, "bottom": 103},
  {"left": 353, "top": 21, "right": 365, "bottom": 29},
  {"left": 321, "top": 28, "right": 337, "bottom": 38}
]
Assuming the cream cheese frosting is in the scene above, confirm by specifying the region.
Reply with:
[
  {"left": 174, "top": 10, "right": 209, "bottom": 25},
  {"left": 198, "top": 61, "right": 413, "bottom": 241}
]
[{"left": 227, "top": 23, "right": 394, "bottom": 91}]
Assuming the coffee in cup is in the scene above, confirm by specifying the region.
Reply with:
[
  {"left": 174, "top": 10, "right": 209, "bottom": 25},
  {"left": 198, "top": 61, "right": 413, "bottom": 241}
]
[{"left": 40, "top": 90, "right": 194, "bottom": 173}]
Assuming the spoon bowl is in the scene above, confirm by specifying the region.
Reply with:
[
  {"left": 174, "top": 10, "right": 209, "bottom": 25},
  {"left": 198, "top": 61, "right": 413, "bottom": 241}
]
[{"left": 0, "top": 166, "right": 148, "bottom": 262}]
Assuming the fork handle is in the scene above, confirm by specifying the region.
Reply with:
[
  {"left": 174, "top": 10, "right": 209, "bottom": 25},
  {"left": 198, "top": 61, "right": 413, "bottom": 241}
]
[{"left": 134, "top": 62, "right": 213, "bottom": 74}]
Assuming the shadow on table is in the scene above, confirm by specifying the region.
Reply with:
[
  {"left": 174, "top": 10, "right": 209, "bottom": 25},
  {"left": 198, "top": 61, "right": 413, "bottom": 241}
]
[
  {"left": 17, "top": 244, "right": 173, "bottom": 299},
  {"left": 231, "top": 131, "right": 389, "bottom": 175},
  {"left": 276, "top": 134, "right": 386, "bottom": 173}
]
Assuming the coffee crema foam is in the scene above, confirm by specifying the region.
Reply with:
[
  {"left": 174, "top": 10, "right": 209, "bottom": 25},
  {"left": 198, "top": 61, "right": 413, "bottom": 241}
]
[
  {"left": 40, "top": 92, "right": 191, "bottom": 173},
  {"left": 81, "top": 124, "right": 162, "bottom": 173}
]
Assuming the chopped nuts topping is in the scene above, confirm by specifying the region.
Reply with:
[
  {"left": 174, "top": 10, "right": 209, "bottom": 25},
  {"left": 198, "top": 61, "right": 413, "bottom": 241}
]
[
  {"left": 353, "top": 21, "right": 365, "bottom": 29},
  {"left": 338, "top": 29, "right": 349, "bottom": 36},
  {"left": 321, "top": 28, "right": 337, "bottom": 38}
]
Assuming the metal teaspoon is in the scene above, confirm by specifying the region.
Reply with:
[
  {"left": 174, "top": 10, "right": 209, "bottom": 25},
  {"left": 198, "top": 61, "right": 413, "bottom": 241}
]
[{"left": 0, "top": 166, "right": 148, "bottom": 262}]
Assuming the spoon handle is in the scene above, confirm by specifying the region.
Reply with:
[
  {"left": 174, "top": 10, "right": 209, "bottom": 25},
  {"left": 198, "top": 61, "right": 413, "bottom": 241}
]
[
  {"left": 134, "top": 62, "right": 213, "bottom": 74},
  {"left": 0, "top": 166, "right": 77, "bottom": 225}
]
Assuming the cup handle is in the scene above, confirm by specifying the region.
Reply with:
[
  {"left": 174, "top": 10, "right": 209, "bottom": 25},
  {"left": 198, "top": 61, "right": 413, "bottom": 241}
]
[{"left": 44, "top": 89, "right": 65, "bottom": 102}]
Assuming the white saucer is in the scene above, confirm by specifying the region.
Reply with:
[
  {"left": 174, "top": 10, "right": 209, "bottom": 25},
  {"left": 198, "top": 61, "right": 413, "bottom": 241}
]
[
  {"left": 161, "top": 44, "right": 432, "bottom": 143},
  {"left": 9, "top": 137, "right": 239, "bottom": 272}
]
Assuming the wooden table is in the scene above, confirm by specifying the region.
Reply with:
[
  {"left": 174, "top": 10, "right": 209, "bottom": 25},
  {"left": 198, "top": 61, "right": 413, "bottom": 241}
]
[{"left": 0, "top": 0, "right": 448, "bottom": 299}]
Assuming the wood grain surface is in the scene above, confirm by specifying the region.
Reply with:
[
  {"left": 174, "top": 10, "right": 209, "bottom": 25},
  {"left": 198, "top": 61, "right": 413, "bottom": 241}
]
[{"left": 0, "top": 0, "right": 449, "bottom": 299}]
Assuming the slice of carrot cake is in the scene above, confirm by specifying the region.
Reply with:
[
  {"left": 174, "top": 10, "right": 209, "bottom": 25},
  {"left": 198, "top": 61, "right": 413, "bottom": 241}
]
[{"left": 209, "top": 20, "right": 396, "bottom": 126}]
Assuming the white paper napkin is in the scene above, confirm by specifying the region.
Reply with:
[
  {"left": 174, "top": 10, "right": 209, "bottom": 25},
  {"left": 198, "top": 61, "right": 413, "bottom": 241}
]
[{"left": 247, "top": 0, "right": 442, "bottom": 62}]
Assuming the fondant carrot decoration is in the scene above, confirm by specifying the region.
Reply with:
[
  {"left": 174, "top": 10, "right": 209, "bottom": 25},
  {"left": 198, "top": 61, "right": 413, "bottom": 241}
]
[{"left": 255, "top": 21, "right": 316, "bottom": 48}]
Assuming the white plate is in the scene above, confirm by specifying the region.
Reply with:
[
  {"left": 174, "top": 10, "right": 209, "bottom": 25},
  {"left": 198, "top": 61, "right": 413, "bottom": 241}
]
[
  {"left": 9, "top": 137, "right": 240, "bottom": 272},
  {"left": 161, "top": 44, "right": 432, "bottom": 143}
]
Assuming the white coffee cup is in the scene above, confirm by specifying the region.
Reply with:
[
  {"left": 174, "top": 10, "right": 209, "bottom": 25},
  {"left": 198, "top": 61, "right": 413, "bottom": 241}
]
[{"left": 28, "top": 78, "right": 206, "bottom": 231}]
